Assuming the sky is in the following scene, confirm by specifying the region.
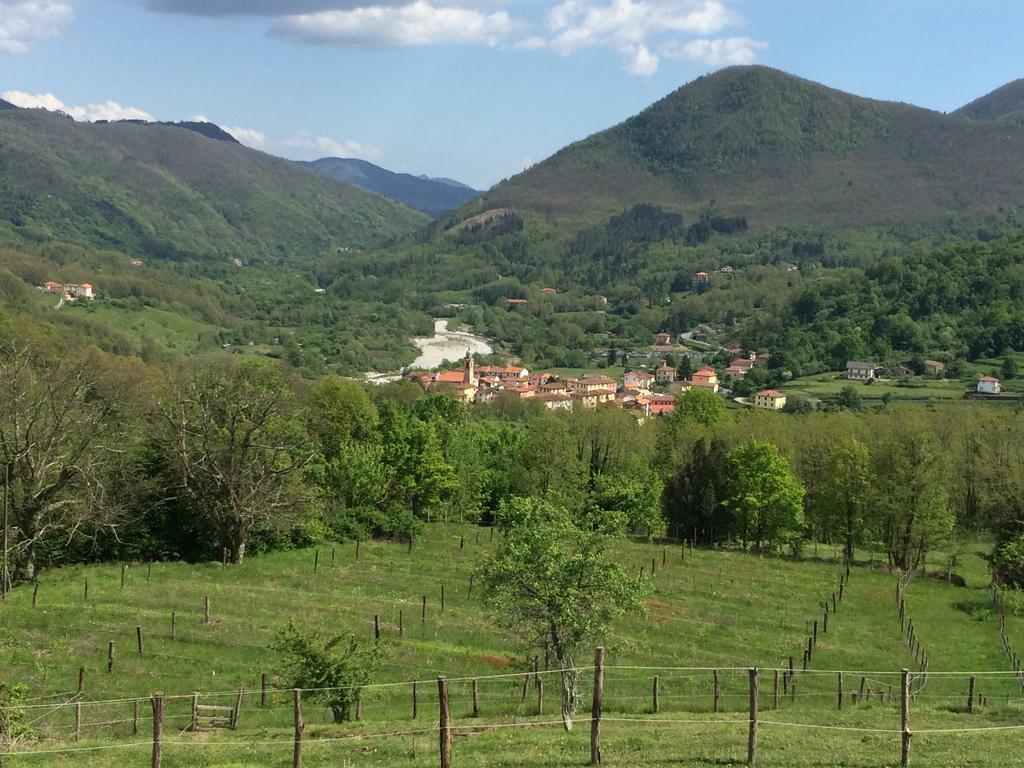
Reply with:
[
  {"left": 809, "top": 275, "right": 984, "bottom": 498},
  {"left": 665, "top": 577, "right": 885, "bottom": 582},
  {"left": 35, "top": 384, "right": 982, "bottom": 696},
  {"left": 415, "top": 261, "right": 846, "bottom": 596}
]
[{"left": 2, "top": 0, "right": 1023, "bottom": 189}]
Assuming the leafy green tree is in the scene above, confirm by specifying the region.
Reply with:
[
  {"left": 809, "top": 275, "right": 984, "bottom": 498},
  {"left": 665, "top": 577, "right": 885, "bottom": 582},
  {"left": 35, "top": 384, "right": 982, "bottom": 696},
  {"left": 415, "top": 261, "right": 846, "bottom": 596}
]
[
  {"left": 819, "top": 437, "right": 874, "bottom": 562},
  {"left": 161, "top": 358, "right": 313, "bottom": 564},
  {"left": 306, "top": 376, "right": 377, "bottom": 458},
  {"left": 661, "top": 438, "right": 730, "bottom": 544},
  {"left": 593, "top": 471, "right": 664, "bottom": 539},
  {"left": 836, "top": 385, "right": 863, "bottom": 411},
  {"left": 480, "top": 497, "right": 647, "bottom": 730},
  {"left": 1003, "top": 356, "right": 1018, "bottom": 380},
  {"left": 674, "top": 387, "right": 725, "bottom": 427},
  {"left": 725, "top": 439, "right": 805, "bottom": 551},
  {"left": 273, "top": 620, "right": 381, "bottom": 723}
]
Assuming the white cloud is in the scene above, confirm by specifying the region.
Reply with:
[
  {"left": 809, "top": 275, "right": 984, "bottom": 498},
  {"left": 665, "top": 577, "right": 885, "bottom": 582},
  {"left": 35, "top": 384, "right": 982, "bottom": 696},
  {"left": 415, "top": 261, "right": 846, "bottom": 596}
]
[
  {"left": 661, "top": 35, "right": 766, "bottom": 66},
  {"left": 2, "top": 90, "right": 153, "bottom": 121},
  {"left": 283, "top": 131, "right": 381, "bottom": 161},
  {"left": 190, "top": 114, "right": 211, "bottom": 122},
  {"left": 223, "top": 125, "right": 268, "bottom": 147},
  {"left": 535, "top": 0, "right": 762, "bottom": 75},
  {"left": 0, "top": 1, "right": 72, "bottom": 54},
  {"left": 272, "top": 1, "right": 517, "bottom": 47}
]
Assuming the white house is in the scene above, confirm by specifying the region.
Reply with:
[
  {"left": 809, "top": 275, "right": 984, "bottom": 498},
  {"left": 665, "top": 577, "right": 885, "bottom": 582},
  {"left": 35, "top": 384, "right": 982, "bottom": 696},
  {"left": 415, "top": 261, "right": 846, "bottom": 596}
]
[
  {"left": 846, "top": 361, "right": 878, "bottom": 381},
  {"left": 753, "top": 389, "right": 787, "bottom": 411},
  {"left": 977, "top": 376, "right": 1001, "bottom": 395}
]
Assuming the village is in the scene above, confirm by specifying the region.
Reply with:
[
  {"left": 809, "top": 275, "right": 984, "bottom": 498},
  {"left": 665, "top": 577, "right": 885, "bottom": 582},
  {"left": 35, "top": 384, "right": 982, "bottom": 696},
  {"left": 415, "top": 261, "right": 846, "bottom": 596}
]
[{"left": 407, "top": 334, "right": 1008, "bottom": 416}]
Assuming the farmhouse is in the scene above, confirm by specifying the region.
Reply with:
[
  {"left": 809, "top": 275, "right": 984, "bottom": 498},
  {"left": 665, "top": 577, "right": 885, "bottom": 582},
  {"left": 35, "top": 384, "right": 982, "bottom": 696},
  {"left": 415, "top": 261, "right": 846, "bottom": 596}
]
[
  {"left": 690, "top": 367, "right": 720, "bottom": 393},
  {"left": 42, "top": 282, "right": 95, "bottom": 300},
  {"left": 977, "top": 376, "right": 1001, "bottom": 395},
  {"left": 753, "top": 389, "right": 787, "bottom": 411},
  {"left": 655, "top": 363, "right": 677, "bottom": 384},
  {"left": 846, "top": 361, "right": 879, "bottom": 381},
  {"left": 655, "top": 333, "right": 673, "bottom": 346},
  {"left": 923, "top": 359, "right": 946, "bottom": 376},
  {"left": 624, "top": 370, "right": 655, "bottom": 391},
  {"left": 534, "top": 392, "right": 572, "bottom": 411}
]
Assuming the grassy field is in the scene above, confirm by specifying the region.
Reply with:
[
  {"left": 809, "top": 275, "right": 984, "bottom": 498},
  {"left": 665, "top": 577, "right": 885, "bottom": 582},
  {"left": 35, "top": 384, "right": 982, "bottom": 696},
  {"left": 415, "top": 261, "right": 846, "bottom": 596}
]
[
  {"left": 1, "top": 525, "right": 1021, "bottom": 766},
  {"left": 59, "top": 300, "right": 220, "bottom": 355},
  {"left": 781, "top": 371, "right": 1024, "bottom": 404}
]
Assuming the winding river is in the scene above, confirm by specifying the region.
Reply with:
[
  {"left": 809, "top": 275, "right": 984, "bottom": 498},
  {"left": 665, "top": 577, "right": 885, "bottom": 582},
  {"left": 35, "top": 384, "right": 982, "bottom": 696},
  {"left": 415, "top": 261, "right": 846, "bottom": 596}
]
[{"left": 364, "top": 319, "right": 493, "bottom": 383}]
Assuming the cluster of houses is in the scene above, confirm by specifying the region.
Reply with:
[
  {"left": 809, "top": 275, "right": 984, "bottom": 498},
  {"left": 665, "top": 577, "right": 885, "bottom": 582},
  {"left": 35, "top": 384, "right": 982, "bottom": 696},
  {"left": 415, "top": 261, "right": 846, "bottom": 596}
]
[
  {"left": 846, "top": 360, "right": 1001, "bottom": 394},
  {"left": 408, "top": 350, "right": 788, "bottom": 416},
  {"left": 40, "top": 281, "right": 94, "bottom": 301}
]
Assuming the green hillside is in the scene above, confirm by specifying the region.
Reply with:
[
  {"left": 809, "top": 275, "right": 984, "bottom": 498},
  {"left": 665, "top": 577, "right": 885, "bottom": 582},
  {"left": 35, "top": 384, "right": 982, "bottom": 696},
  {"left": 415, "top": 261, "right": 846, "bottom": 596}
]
[
  {"left": 1, "top": 524, "right": 1021, "bottom": 766},
  {"left": 0, "top": 108, "right": 428, "bottom": 261},
  {"left": 472, "top": 66, "right": 1024, "bottom": 230},
  {"left": 955, "top": 78, "right": 1024, "bottom": 121}
]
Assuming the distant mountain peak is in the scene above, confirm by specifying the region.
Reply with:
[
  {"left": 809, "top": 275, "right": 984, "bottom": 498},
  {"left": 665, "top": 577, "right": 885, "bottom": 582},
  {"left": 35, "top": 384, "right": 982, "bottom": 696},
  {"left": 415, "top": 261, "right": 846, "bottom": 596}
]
[
  {"left": 954, "top": 78, "right": 1024, "bottom": 121},
  {"left": 304, "top": 157, "right": 479, "bottom": 218},
  {"left": 0, "top": 98, "right": 18, "bottom": 110}
]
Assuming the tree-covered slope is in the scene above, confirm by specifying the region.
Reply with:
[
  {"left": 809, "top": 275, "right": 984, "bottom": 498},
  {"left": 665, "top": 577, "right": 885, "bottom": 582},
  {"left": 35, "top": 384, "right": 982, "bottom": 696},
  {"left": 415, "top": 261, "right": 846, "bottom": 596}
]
[
  {"left": 304, "top": 156, "right": 480, "bottom": 217},
  {"left": 954, "top": 78, "right": 1024, "bottom": 121},
  {"left": 472, "top": 66, "right": 1024, "bottom": 230},
  {"left": 0, "top": 109, "right": 429, "bottom": 262}
]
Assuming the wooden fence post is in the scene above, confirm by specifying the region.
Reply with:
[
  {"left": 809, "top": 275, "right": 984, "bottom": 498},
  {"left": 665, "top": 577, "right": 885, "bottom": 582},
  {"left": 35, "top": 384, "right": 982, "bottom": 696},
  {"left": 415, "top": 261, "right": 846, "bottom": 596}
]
[
  {"left": 713, "top": 669, "right": 721, "bottom": 712},
  {"left": 813, "top": 620, "right": 818, "bottom": 647},
  {"left": 356, "top": 540, "right": 361, "bottom": 560},
  {"left": 823, "top": 604, "right": 828, "bottom": 634},
  {"left": 537, "top": 677, "right": 544, "bottom": 715},
  {"left": 171, "top": 611, "right": 176, "bottom": 640},
  {"left": 438, "top": 677, "right": 452, "bottom": 768},
  {"left": 412, "top": 681, "right": 418, "bottom": 719},
  {"left": 399, "top": 609, "right": 404, "bottom": 637},
  {"left": 591, "top": 646, "right": 604, "bottom": 765},
  {"left": 441, "top": 583, "right": 445, "bottom": 613},
  {"left": 121, "top": 563, "right": 126, "bottom": 590},
  {"left": 467, "top": 572, "right": 474, "bottom": 598},
  {"left": 967, "top": 675, "right": 976, "bottom": 713},
  {"left": 422, "top": 595, "right": 426, "bottom": 624},
  {"left": 374, "top": 614, "right": 380, "bottom": 642},
  {"left": 133, "top": 699, "right": 139, "bottom": 736},
  {"left": 472, "top": 678, "right": 479, "bottom": 718},
  {"left": 293, "top": 688, "right": 304, "bottom": 768},
  {"left": 151, "top": 692, "right": 164, "bottom": 768},
  {"left": 191, "top": 693, "right": 198, "bottom": 731},
  {"left": 84, "top": 577, "right": 88, "bottom": 601},
  {"left": 137, "top": 625, "right": 144, "bottom": 656},
  {"left": 204, "top": 596, "right": 210, "bottom": 624},
  {"left": 901, "top": 668, "right": 911, "bottom": 768},
  {"left": 78, "top": 666, "right": 85, "bottom": 693},
  {"left": 653, "top": 675, "right": 660, "bottom": 714},
  {"left": 837, "top": 672, "right": 843, "bottom": 710},
  {"left": 32, "top": 582, "right": 38, "bottom": 608},
  {"left": 232, "top": 686, "right": 244, "bottom": 729},
  {"left": 147, "top": 561, "right": 152, "bottom": 582},
  {"left": 314, "top": 549, "right": 319, "bottom": 574},
  {"left": 747, "top": 668, "right": 759, "bottom": 766},
  {"left": 74, "top": 700, "right": 81, "bottom": 741},
  {"left": 261, "top": 672, "right": 268, "bottom": 708},
  {"left": 107, "top": 640, "right": 115, "bottom": 673},
  {"left": 772, "top": 669, "right": 779, "bottom": 711}
]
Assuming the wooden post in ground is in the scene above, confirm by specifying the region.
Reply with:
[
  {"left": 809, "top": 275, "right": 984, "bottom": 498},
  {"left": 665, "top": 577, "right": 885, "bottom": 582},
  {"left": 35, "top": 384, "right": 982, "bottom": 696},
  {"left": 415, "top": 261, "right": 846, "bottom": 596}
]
[
  {"left": 261, "top": 672, "right": 268, "bottom": 708},
  {"left": 438, "top": 677, "right": 452, "bottom": 768},
  {"left": 84, "top": 577, "right": 88, "bottom": 601},
  {"left": 331, "top": 546, "right": 336, "bottom": 563},
  {"left": 74, "top": 700, "right": 81, "bottom": 741},
  {"left": 967, "top": 675, "right": 976, "bottom": 713},
  {"left": 32, "top": 582, "right": 38, "bottom": 608},
  {"left": 837, "top": 672, "right": 843, "bottom": 710},
  {"left": 521, "top": 671, "right": 530, "bottom": 702},
  {"left": 832, "top": 592, "right": 837, "bottom": 612},
  {"left": 107, "top": 640, "right": 115, "bottom": 673},
  {"left": 399, "top": 609, "right": 404, "bottom": 637},
  {"left": 823, "top": 603, "right": 828, "bottom": 634},
  {"left": 537, "top": 677, "right": 544, "bottom": 715},
  {"left": 78, "top": 666, "right": 85, "bottom": 693},
  {"left": 901, "top": 668, "right": 911, "bottom": 768},
  {"left": 772, "top": 670, "right": 779, "bottom": 711},
  {"left": 441, "top": 583, "right": 445, "bottom": 613},
  {"left": 653, "top": 675, "right": 660, "bottom": 713},
  {"left": 858, "top": 676, "right": 866, "bottom": 702},
  {"left": 137, "top": 626, "right": 143, "bottom": 656},
  {"left": 591, "top": 646, "right": 604, "bottom": 765},
  {"left": 472, "top": 678, "right": 479, "bottom": 717},
  {"left": 422, "top": 595, "right": 426, "bottom": 624},
  {"left": 467, "top": 572, "right": 474, "bottom": 598},
  {"left": 121, "top": 563, "right": 126, "bottom": 590},
  {"left": 374, "top": 614, "right": 380, "bottom": 642},
  {"left": 314, "top": 549, "right": 319, "bottom": 574},
  {"left": 204, "top": 596, "right": 210, "bottom": 624},
  {"left": 813, "top": 620, "right": 818, "bottom": 647},
  {"left": 293, "top": 688, "right": 304, "bottom": 768},
  {"left": 356, "top": 540, "right": 360, "bottom": 560},
  {"left": 747, "top": 668, "right": 759, "bottom": 766},
  {"left": 151, "top": 692, "right": 164, "bottom": 768},
  {"left": 133, "top": 699, "right": 139, "bottom": 736},
  {"left": 460, "top": 535, "right": 464, "bottom": 550},
  {"left": 171, "top": 611, "right": 176, "bottom": 640},
  {"left": 713, "top": 669, "right": 721, "bottom": 712},
  {"left": 232, "top": 686, "right": 244, "bottom": 729},
  {"left": 147, "top": 561, "right": 152, "bottom": 581},
  {"left": 191, "top": 693, "right": 199, "bottom": 731},
  {"left": 412, "top": 681, "right": 418, "bottom": 719}
]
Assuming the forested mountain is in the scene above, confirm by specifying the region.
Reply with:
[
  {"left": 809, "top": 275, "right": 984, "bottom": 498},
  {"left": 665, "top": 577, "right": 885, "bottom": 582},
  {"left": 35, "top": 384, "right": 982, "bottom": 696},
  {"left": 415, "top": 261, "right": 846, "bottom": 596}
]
[
  {"left": 955, "top": 78, "right": 1024, "bottom": 121},
  {"left": 0, "top": 108, "right": 428, "bottom": 262},
  {"left": 460, "top": 66, "right": 1024, "bottom": 231},
  {"left": 304, "top": 156, "right": 479, "bottom": 217}
]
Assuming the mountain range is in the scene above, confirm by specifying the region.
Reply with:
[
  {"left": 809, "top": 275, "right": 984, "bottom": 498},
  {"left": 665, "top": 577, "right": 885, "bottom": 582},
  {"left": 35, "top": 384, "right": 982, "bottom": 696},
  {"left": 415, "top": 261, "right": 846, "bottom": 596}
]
[
  {"left": 302, "top": 156, "right": 479, "bottom": 217},
  {"left": 460, "top": 66, "right": 1024, "bottom": 233},
  {"left": 0, "top": 107, "right": 428, "bottom": 262}
]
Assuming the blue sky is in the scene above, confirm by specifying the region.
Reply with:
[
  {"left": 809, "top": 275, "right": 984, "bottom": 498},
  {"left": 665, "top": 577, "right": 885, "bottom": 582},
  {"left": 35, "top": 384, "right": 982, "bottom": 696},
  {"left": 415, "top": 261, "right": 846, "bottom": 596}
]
[{"left": 2, "top": 0, "right": 1023, "bottom": 189}]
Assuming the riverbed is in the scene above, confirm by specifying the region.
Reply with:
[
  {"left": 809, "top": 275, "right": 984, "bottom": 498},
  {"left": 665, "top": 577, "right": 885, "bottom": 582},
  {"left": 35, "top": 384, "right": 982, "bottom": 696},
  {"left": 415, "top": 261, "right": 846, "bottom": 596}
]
[{"left": 363, "top": 319, "right": 493, "bottom": 383}]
